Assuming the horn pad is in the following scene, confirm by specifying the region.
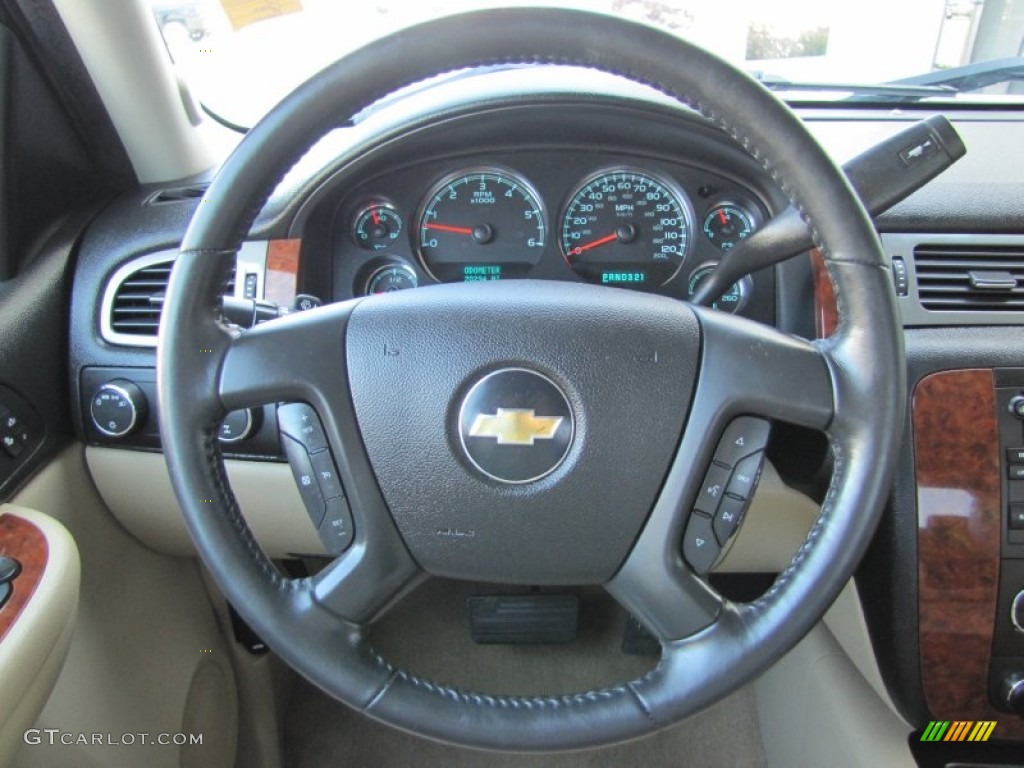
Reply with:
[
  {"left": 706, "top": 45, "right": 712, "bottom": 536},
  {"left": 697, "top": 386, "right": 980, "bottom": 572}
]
[{"left": 345, "top": 280, "right": 700, "bottom": 583}]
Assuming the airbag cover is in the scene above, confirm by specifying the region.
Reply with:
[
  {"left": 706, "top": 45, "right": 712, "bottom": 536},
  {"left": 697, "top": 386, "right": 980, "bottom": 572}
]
[{"left": 345, "top": 281, "right": 700, "bottom": 583}]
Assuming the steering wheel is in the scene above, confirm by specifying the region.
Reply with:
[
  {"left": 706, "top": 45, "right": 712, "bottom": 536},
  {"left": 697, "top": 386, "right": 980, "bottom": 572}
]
[{"left": 157, "top": 8, "right": 904, "bottom": 752}]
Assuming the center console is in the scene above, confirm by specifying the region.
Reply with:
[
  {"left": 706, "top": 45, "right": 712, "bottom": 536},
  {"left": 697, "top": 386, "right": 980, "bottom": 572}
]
[{"left": 914, "top": 368, "right": 1024, "bottom": 738}]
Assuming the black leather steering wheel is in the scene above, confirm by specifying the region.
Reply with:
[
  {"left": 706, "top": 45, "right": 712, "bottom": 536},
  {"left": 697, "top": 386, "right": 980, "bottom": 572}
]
[{"left": 158, "top": 8, "right": 904, "bottom": 752}]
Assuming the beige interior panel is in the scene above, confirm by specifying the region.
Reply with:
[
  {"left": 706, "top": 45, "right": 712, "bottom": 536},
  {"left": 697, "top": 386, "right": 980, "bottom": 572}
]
[
  {"left": 86, "top": 447, "right": 324, "bottom": 558},
  {"left": 755, "top": 619, "right": 913, "bottom": 768},
  {"left": 0, "top": 508, "right": 79, "bottom": 768},
  {"left": 825, "top": 580, "right": 905, "bottom": 718},
  {"left": 11, "top": 448, "right": 237, "bottom": 768}
]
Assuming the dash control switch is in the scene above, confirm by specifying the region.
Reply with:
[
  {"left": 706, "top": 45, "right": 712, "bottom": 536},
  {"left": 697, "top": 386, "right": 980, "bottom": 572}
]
[{"left": 278, "top": 404, "right": 354, "bottom": 555}]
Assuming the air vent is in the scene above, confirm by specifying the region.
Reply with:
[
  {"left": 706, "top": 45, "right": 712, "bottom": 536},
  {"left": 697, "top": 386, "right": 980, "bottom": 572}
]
[
  {"left": 914, "top": 244, "right": 1024, "bottom": 312},
  {"left": 146, "top": 183, "right": 209, "bottom": 205},
  {"left": 109, "top": 259, "right": 173, "bottom": 335},
  {"left": 105, "top": 253, "right": 236, "bottom": 342}
]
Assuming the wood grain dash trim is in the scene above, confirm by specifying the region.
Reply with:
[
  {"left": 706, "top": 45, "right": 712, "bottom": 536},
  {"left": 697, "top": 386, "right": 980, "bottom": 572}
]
[
  {"left": 0, "top": 513, "right": 48, "bottom": 642},
  {"left": 265, "top": 238, "right": 301, "bottom": 307},
  {"left": 914, "top": 368, "right": 1024, "bottom": 740},
  {"left": 810, "top": 249, "right": 838, "bottom": 339}
]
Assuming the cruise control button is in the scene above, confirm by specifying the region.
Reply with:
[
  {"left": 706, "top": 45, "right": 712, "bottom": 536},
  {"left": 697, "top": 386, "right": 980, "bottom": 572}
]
[
  {"left": 714, "top": 495, "right": 748, "bottom": 545},
  {"left": 694, "top": 463, "right": 732, "bottom": 516},
  {"left": 282, "top": 435, "right": 327, "bottom": 527},
  {"left": 682, "top": 512, "right": 719, "bottom": 574},
  {"left": 319, "top": 496, "right": 354, "bottom": 555},
  {"left": 311, "top": 450, "right": 344, "bottom": 500},
  {"left": 714, "top": 417, "right": 770, "bottom": 469},
  {"left": 277, "top": 403, "right": 327, "bottom": 453},
  {"left": 726, "top": 452, "right": 764, "bottom": 501}
]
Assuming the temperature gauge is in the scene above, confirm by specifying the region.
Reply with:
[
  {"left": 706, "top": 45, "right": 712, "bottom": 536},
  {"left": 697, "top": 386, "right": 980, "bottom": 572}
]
[
  {"left": 354, "top": 203, "right": 403, "bottom": 251},
  {"left": 702, "top": 203, "right": 757, "bottom": 250},
  {"left": 365, "top": 264, "right": 418, "bottom": 295},
  {"left": 687, "top": 262, "right": 751, "bottom": 313}
]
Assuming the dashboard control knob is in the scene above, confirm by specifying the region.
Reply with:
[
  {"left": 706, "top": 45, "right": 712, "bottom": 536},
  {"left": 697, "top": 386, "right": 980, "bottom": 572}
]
[
  {"left": 1001, "top": 675, "right": 1024, "bottom": 715},
  {"left": 1010, "top": 395, "right": 1024, "bottom": 420},
  {"left": 1012, "top": 589, "right": 1024, "bottom": 634},
  {"left": 219, "top": 409, "right": 260, "bottom": 444},
  {"left": 90, "top": 380, "right": 147, "bottom": 438}
]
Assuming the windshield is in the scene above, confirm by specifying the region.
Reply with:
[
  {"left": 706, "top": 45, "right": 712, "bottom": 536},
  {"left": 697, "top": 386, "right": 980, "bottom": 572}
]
[{"left": 151, "top": 0, "right": 1024, "bottom": 129}]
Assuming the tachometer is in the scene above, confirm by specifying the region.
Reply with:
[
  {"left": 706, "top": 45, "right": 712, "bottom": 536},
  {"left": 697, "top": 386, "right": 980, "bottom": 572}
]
[
  {"left": 560, "top": 169, "right": 692, "bottom": 287},
  {"left": 416, "top": 168, "right": 546, "bottom": 283}
]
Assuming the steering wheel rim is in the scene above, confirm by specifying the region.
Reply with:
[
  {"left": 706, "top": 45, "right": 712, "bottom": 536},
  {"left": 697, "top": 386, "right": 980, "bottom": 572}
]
[{"left": 157, "top": 8, "right": 905, "bottom": 752}]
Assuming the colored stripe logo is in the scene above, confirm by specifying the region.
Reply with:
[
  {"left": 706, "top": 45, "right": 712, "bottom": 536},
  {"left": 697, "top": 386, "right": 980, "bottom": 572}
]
[{"left": 921, "top": 721, "right": 997, "bottom": 742}]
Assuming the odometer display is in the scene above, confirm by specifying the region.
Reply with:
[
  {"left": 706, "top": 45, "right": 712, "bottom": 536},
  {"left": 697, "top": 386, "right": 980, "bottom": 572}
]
[
  {"left": 417, "top": 168, "right": 546, "bottom": 283},
  {"left": 560, "top": 169, "right": 691, "bottom": 286}
]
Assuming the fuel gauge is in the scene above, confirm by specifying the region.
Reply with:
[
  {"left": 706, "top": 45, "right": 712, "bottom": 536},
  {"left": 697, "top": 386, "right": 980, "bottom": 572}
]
[
  {"left": 365, "top": 264, "right": 418, "bottom": 295},
  {"left": 354, "top": 202, "right": 403, "bottom": 251},
  {"left": 702, "top": 203, "right": 757, "bottom": 250}
]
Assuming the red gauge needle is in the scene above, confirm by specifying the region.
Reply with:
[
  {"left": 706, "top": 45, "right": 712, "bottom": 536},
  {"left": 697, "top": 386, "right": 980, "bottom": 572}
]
[
  {"left": 717, "top": 209, "right": 728, "bottom": 225},
  {"left": 570, "top": 232, "right": 617, "bottom": 257},
  {"left": 372, "top": 209, "right": 381, "bottom": 225},
  {"left": 425, "top": 222, "right": 474, "bottom": 235}
]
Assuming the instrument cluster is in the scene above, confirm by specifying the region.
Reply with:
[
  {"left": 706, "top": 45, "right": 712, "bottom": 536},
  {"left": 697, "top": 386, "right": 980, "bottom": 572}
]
[{"left": 330, "top": 151, "right": 770, "bottom": 315}]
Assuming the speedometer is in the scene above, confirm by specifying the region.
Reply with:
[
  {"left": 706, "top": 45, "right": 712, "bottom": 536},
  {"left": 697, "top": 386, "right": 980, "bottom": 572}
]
[
  {"left": 416, "top": 167, "right": 546, "bottom": 283},
  {"left": 560, "top": 169, "right": 692, "bottom": 287}
]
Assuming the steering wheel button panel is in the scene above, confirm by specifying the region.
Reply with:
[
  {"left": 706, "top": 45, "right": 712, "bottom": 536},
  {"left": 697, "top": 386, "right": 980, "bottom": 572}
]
[
  {"left": 694, "top": 462, "right": 732, "bottom": 516},
  {"left": 726, "top": 452, "right": 765, "bottom": 501},
  {"left": 682, "top": 513, "right": 719, "bottom": 575},
  {"left": 277, "top": 403, "right": 328, "bottom": 454},
  {"left": 713, "top": 416, "right": 770, "bottom": 468}
]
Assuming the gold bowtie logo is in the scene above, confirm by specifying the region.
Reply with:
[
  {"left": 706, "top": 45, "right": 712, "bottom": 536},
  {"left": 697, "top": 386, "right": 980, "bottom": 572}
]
[{"left": 468, "top": 408, "right": 564, "bottom": 446}]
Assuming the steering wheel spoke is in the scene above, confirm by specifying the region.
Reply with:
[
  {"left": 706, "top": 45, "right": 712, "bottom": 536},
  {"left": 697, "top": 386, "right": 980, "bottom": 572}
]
[
  {"left": 693, "top": 306, "right": 835, "bottom": 432},
  {"left": 311, "top": 533, "right": 424, "bottom": 624},
  {"left": 217, "top": 302, "right": 353, "bottom": 411},
  {"left": 215, "top": 299, "right": 424, "bottom": 622},
  {"left": 608, "top": 306, "right": 835, "bottom": 641}
]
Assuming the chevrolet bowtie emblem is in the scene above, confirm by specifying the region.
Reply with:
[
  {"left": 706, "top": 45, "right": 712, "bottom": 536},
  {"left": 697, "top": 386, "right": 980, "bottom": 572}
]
[{"left": 468, "top": 408, "right": 564, "bottom": 446}]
